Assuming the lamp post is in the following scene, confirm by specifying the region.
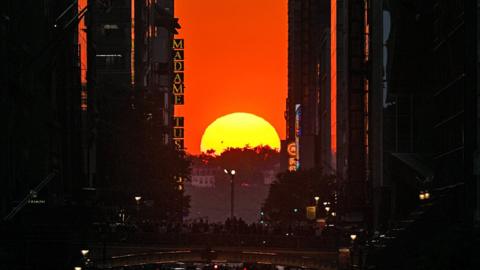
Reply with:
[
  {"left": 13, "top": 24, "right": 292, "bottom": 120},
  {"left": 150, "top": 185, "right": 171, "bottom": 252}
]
[
  {"left": 134, "top": 195, "right": 142, "bottom": 214},
  {"left": 350, "top": 234, "right": 357, "bottom": 269},
  {"left": 134, "top": 196, "right": 142, "bottom": 205},
  {"left": 224, "top": 169, "right": 236, "bottom": 219},
  {"left": 80, "top": 249, "right": 90, "bottom": 269}
]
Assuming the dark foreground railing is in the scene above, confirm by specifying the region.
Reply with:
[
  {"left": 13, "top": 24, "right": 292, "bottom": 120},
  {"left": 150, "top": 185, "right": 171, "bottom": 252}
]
[{"left": 88, "top": 231, "right": 339, "bottom": 251}]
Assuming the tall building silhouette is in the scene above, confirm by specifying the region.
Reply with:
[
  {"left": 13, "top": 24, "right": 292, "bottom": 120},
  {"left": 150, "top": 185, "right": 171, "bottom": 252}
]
[
  {"left": 86, "top": 0, "right": 179, "bottom": 194},
  {"left": 286, "top": 0, "right": 371, "bottom": 226},
  {"left": 2, "top": 1, "right": 85, "bottom": 268},
  {"left": 287, "top": 0, "right": 479, "bottom": 267}
]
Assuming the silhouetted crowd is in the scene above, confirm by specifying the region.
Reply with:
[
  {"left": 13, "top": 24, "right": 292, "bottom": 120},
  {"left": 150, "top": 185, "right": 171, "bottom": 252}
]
[{"left": 132, "top": 217, "right": 320, "bottom": 237}]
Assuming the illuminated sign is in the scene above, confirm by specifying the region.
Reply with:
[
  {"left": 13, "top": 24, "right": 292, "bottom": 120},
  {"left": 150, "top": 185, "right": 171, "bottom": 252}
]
[
  {"left": 173, "top": 39, "right": 184, "bottom": 105},
  {"left": 173, "top": 50, "right": 184, "bottom": 61},
  {"left": 173, "top": 83, "right": 184, "bottom": 95},
  {"left": 80, "top": 87, "right": 87, "bottom": 111},
  {"left": 173, "top": 39, "right": 184, "bottom": 50},
  {"left": 295, "top": 104, "right": 301, "bottom": 170},
  {"left": 287, "top": 142, "right": 297, "bottom": 171},
  {"left": 173, "top": 73, "right": 184, "bottom": 84},
  {"left": 174, "top": 61, "right": 184, "bottom": 72},
  {"left": 306, "top": 206, "right": 316, "bottom": 220},
  {"left": 173, "top": 117, "right": 184, "bottom": 150},
  {"left": 173, "top": 38, "right": 185, "bottom": 151}
]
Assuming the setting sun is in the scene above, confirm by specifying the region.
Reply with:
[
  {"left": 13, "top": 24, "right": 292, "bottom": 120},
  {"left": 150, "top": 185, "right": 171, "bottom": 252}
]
[{"left": 200, "top": 112, "right": 281, "bottom": 154}]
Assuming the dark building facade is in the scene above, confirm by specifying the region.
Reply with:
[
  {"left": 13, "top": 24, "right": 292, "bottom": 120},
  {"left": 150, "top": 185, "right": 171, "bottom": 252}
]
[
  {"left": 286, "top": 0, "right": 329, "bottom": 171},
  {"left": 86, "top": 0, "right": 178, "bottom": 198},
  {"left": 2, "top": 1, "right": 86, "bottom": 268},
  {"left": 2, "top": 0, "right": 84, "bottom": 221},
  {"left": 368, "top": 0, "right": 479, "bottom": 229},
  {"left": 286, "top": 0, "right": 371, "bottom": 227},
  {"left": 287, "top": 2, "right": 479, "bottom": 264}
]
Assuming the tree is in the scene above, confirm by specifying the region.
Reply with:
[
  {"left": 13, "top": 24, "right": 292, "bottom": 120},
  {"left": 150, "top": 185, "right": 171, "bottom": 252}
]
[
  {"left": 202, "top": 145, "right": 280, "bottom": 187},
  {"left": 97, "top": 92, "right": 191, "bottom": 223},
  {"left": 261, "top": 168, "right": 336, "bottom": 225}
]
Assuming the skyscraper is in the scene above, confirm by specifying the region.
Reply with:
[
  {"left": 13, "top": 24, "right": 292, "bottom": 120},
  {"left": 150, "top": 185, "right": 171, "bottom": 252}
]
[
  {"left": 287, "top": 0, "right": 371, "bottom": 227},
  {"left": 87, "top": 0, "right": 179, "bottom": 195}
]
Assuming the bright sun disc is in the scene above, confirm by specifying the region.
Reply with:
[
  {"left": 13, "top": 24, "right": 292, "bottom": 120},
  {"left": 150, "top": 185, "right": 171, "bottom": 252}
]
[{"left": 200, "top": 112, "right": 280, "bottom": 154}]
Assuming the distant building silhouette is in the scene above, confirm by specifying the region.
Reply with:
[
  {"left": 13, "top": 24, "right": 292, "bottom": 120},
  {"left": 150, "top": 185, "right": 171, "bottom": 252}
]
[{"left": 190, "top": 163, "right": 218, "bottom": 188}]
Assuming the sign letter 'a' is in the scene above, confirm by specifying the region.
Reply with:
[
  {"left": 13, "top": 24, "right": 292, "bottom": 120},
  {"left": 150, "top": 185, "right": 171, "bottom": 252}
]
[
  {"left": 173, "top": 73, "right": 184, "bottom": 84},
  {"left": 173, "top": 50, "right": 184, "bottom": 61}
]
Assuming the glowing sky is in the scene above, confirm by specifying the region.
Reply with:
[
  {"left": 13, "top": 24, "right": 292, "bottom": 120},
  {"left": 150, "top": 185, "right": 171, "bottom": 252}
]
[{"left": 174, "top": 0, "right": 288, "bottom": 154}]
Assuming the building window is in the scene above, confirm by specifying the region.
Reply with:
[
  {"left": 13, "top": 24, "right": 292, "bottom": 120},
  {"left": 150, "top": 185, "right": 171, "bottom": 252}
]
[
  {"left": 96, "top": 54, "right": 124, "bottom": 69},
  {"left": 102, "top": 24, "right": 124, "bottom": 38}
]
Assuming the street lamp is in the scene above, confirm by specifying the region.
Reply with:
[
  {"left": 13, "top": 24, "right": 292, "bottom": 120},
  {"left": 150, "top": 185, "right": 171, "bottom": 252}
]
[
  {"left": 134, "top": 196, "right": 142, "bottom": 203},
  {"left": 81, "top": 249, "right": 89, "bottom": 256},
  {"left": 350, "top": 234, "right": 357, "bottom": 242},
  {"left": 350, "top": 234, "right": 358, "bottom": 269},
  {"left": 325, "top": 206, "right": 331, "bottom": 213},
  {"left": 314, "top": 196, "right": 320, "bottom": 205},
  {"left": 224, "top": 169, "right": 236, "bottom": 219},
  {"left": 74, "top": 267, "right": 82, "bottom": 270},
  {"left": 419, "top": 191, "right": 430, "bottom": 201}
]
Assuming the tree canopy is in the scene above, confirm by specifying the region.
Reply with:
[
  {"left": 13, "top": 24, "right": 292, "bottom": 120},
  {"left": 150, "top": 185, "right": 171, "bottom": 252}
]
[{"left": 261, "top": 168, "right": 336, "bottom": 224}]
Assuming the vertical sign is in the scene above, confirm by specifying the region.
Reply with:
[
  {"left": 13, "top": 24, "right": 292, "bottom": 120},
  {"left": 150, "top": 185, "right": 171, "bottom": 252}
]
[
  {"left": 173, "top": 39, "right": 184, "bottom": 105},
  {"left": 173, "top": 116, "right": 184, "bottom": 150},
  {"left": 295, "top": 104, "right": 301, "bottom": 170},
  {"left": 287, "top": 142, "right": 297, "bottom": 171},
  {"left": 173, "top": 39, "right": 185, "bottom": 150}
]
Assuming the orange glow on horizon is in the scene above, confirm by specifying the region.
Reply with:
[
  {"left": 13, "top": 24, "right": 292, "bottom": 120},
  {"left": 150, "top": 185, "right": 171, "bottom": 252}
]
[
  {"left": 175, "top": 0, "right": 287, "bottom": 154},
  {"left": 330, "top": 0, "right": 337, "bottom": 157},
  {"left": 200, "top": 112, "right": 280, "bottom": 154}
]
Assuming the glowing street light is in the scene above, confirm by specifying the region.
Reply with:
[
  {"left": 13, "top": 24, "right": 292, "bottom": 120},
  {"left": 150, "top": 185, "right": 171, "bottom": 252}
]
[
  {"left": 350, "top": 234, "right": 357, "bottom": 241},
  {"left": 224, "top": 169, "right": 237, "bottom": 218},
  {"left": 325, "top": 206, "right": 331, "bottom": 213},
  {"left": 314, "top": 196, "right": 320, "bottom": 204},
  {"left": 74, "top": 267, "right": 82, "bottom": 270},
  {"left": 81, "top": 249, "right": 89, "bottom": 256}
]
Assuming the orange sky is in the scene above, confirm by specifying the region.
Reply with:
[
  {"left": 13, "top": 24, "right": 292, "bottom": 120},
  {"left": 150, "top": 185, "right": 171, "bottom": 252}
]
[{"left": 174, "top": 0, "right": 288, "bottom": 154}]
